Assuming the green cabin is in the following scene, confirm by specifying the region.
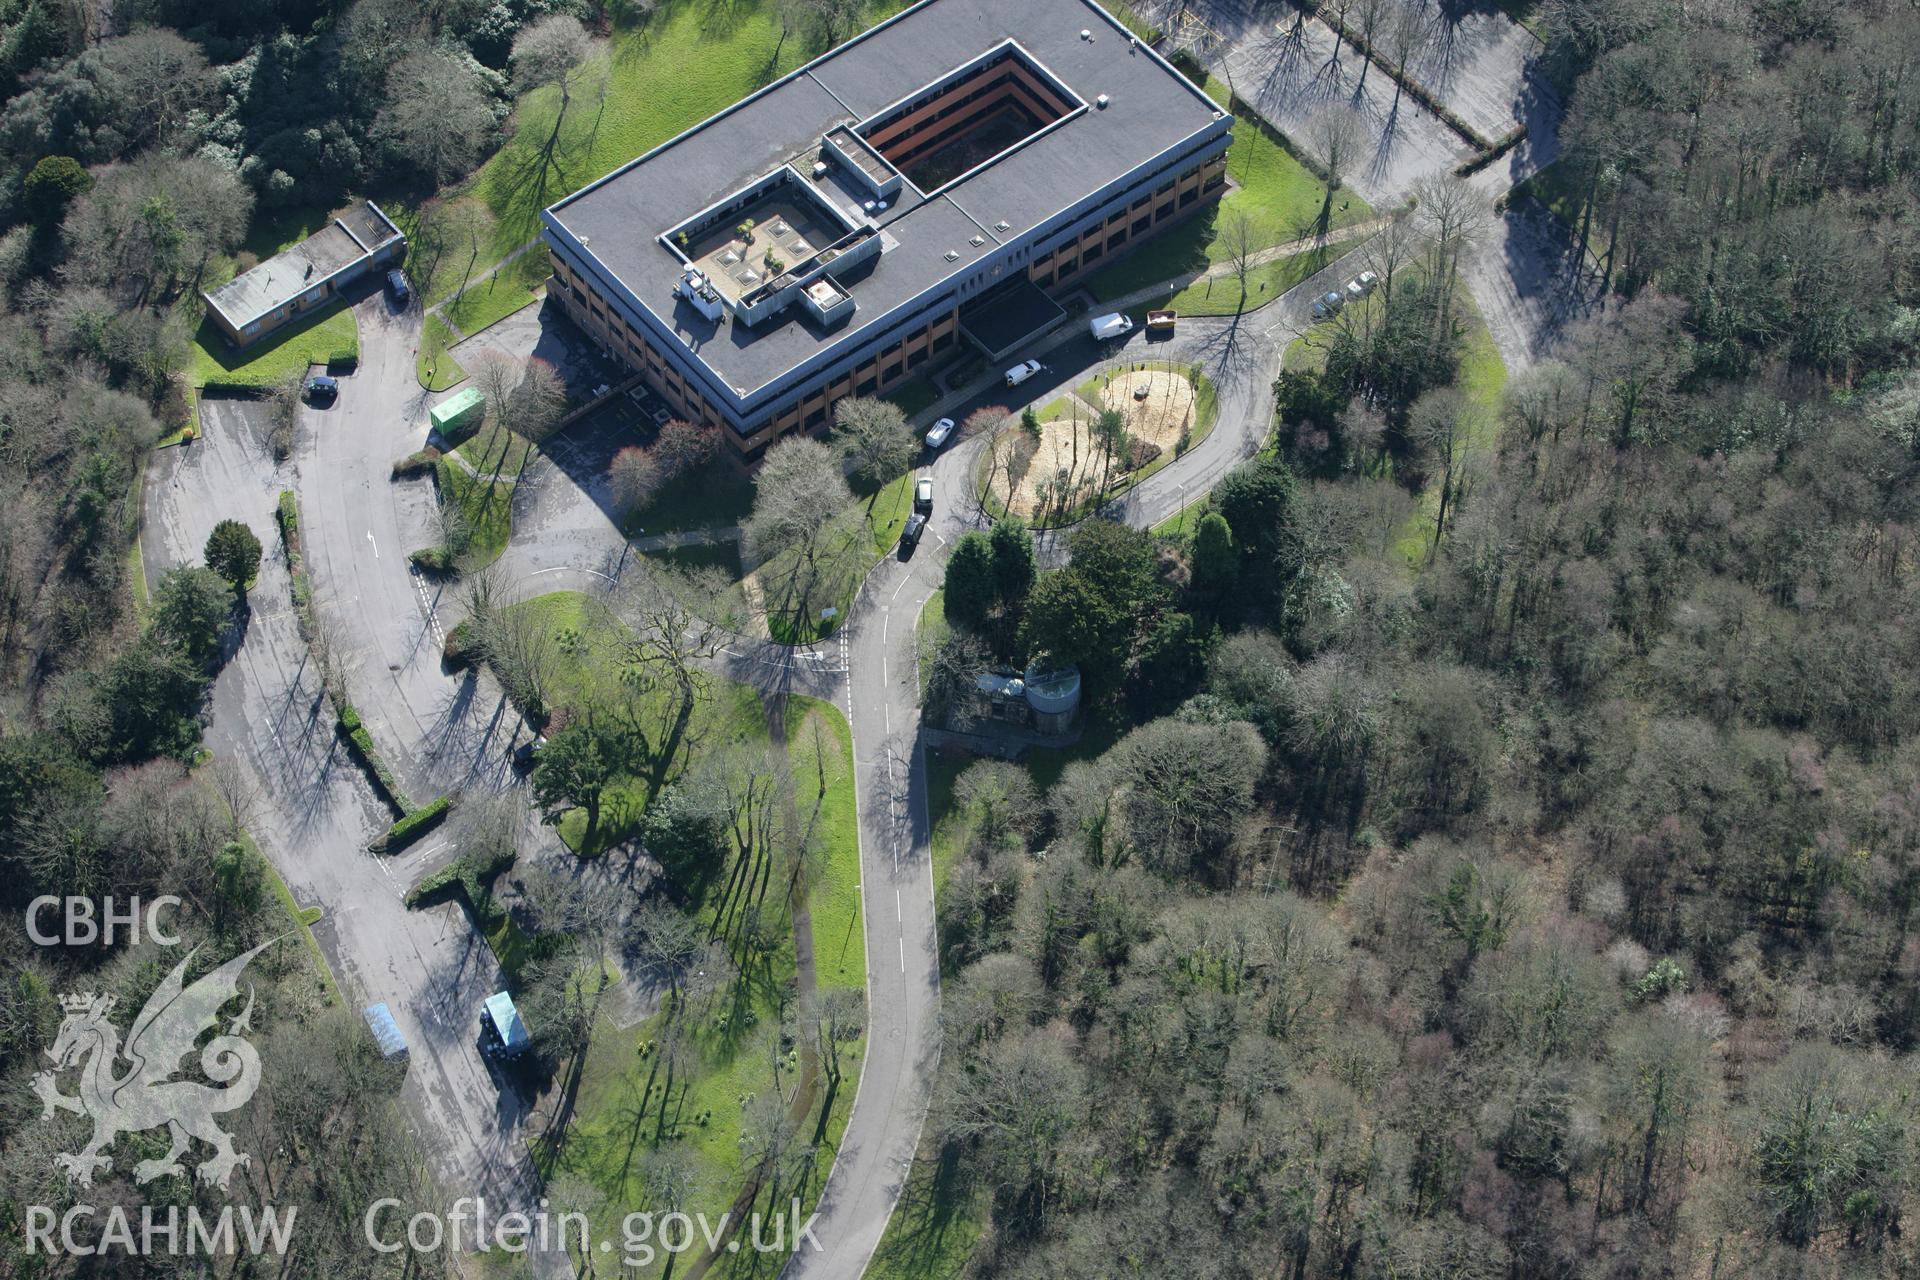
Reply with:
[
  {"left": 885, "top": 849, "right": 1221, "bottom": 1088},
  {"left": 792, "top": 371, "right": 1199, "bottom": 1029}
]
[{"left": 428, "top": 386, "right": 485, "bottom": 439}]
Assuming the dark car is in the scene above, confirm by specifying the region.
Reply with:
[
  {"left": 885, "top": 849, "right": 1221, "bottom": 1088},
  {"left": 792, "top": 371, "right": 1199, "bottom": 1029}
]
[
  {"left": 511, "top": 735, "right": 547, "bottom": 775},
  {"left": 913, "top": 476, "right": 933, "bottom": 514},
  {"left": 386, "top": 269, "right": 412, "bottom": 307},
  {"left": 898, "top": 512, "right": 927, "bottom": 557},
  {"left": 304, "top": 375, "right": 338, "bottom": 405}
]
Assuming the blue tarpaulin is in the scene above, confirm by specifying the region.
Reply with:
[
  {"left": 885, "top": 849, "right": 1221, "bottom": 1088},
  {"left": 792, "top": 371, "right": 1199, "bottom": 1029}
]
[{"left": 362, "top": 1002, "right": 408, "bottom": 1060}]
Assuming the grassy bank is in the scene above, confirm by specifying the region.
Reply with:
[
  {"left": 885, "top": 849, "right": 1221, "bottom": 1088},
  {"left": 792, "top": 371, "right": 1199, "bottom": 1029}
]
[
  {"left": 1084, "top": 73, "right": 1372, "bottom": 304},
  {"left": 745, "top": 468, "right": 917, "bottom": 644},
  {"left": 189, "top": 305, "right": 358, "bottom": 391}
]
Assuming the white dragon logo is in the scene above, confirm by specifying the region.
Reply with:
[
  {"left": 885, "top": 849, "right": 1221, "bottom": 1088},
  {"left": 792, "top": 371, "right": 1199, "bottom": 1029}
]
[{"left": 31, "top": 939, "right": 277, "bottom": 1191}]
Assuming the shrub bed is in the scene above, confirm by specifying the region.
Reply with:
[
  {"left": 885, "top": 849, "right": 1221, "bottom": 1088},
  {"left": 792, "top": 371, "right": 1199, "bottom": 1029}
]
[
  {"left": 276, "top": 490, "right": 312, "bottom": 616},
  {"left": 443, "top": 620, "right": 481, "bottom": 670},
  {"left": 391, "top": 448, "right": 441, "bottom": 479},
  {"left": 370, "top": 793, "right": 454, "bottom": 853},
  {"left": 337, "top": 702, "right": 413, "bottom": 817},
  {"left": 405, "top": 847, "right": 515, "bottom": 928},
  {"left": 408, "top": 546, "right": 455, "bottom": 576}
]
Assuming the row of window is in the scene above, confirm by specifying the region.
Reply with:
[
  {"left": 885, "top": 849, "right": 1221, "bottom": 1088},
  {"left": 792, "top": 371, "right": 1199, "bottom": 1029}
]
[
  {"left": 1027, "top": 155, "right": 1225, "bottom": 288},
  {"left": 549, "top": 144, "right": 1228, "bottom": 455}
]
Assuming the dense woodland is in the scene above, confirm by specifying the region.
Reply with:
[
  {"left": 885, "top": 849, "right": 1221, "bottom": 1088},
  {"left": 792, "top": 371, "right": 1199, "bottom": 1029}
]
[
  {"left": 0, "top": 0, "right": 572, "bottom": 1274},
  {"left": 4, "top": 0, "right": 1920, "bottom": 1274},
  {"left": 916, "top": 0, "right": 1920, "bottom": 1276}
]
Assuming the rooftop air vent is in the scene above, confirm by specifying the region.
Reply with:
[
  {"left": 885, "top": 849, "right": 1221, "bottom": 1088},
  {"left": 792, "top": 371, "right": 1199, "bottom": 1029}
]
[
  {"left": 969, "top": 234, "right": 985, "bottom": 247},
  {"left": 1080, "top": 27, "right": 1091, "bottom": 39},
  {"left": 812, "top": 160, "right": 829, "bottom": 178},
  {"left": 994, "top": 220, "right": 1011, "bottom": 232},
  {"left": 944, "top": 249, "right": 960, "bottom": 261},
  {"left": 1096, "top": 94, "right": 1110, "bottom": 109}
]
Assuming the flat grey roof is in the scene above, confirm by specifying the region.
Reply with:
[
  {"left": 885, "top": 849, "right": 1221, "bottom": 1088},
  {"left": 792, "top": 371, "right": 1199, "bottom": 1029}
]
[
  {"left": 203, "top": 202, "right": 403, "bottom": 331},
  {"left": 205, "top": 223, "right": 364, "bottom": 329},
  {"left": 547, "top": 0, "right": 1226, "bottom": 399}
]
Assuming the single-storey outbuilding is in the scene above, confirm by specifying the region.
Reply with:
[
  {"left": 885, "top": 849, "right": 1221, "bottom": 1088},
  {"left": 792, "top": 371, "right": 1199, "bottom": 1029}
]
[{"left": 201, "top": 200, "right": 405, "bottom": 348}]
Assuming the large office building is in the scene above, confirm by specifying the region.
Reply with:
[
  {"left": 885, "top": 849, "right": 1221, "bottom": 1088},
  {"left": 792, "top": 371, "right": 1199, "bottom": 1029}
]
[{"left": 541, "top": 0, "right": 1231, "bottom": 460}]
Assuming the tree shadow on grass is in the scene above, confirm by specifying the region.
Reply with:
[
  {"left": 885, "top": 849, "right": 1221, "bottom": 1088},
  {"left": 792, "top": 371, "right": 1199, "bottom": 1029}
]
[{"left": 866, "top": 1141, "right": 981, "bottom": 1279}]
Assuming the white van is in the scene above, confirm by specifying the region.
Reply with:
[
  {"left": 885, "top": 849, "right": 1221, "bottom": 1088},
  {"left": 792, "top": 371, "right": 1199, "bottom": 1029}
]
[
  {"left": 1004, "top": 359, "right": 1042, "bottom": 387},
  {"left": 1089, "top": 312, "right": 1134, "bottom": 340}
]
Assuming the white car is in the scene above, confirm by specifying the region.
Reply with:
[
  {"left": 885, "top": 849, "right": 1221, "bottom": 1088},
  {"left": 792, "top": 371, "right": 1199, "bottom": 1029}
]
[
  {"left": 1355, "top": 270, "right": 1380, "bottom": 294},
  {"left": 1004, "top": 359, "right": 1042, "bottom": 387},
  {"left": 925, "top": 417, "right": 956, "bottom": 448}
]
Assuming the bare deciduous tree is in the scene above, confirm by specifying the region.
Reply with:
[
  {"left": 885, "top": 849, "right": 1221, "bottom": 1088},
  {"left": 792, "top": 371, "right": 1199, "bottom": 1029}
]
[
  {"left": 830, "top": 396, "right": 916, "bottom": 491},
  {"left": 373, "top": 49, "right": 496, "bottom": 186},
  {"left": 743, "top": 436, "right": 850, "bottom": 570},
  {"left": 608, "top": 446, "right": 662, "bottom": 518},
  {"left": 1307, "top": 107, "right": 1364, "bottom": 203},
  {"left": 511, "top": 15, "right": 591, "bottom": 113}
]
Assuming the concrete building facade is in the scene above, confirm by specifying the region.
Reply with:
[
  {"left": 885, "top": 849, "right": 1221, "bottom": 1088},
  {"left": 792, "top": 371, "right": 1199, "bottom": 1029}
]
[{"left": 542, "top": 0, "right": 1230, "bottom": 460}]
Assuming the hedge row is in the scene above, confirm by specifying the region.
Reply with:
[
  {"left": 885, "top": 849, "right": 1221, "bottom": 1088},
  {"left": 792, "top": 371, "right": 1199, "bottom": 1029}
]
[
  {"left": 276, "top": 490, "right": 313, "bottom": 617},
  {"left": 369, "top": 793, "right": 454, "bottom": 853},
  {"left": 405, "top": 847, "right": 515, "bottom": 928},
  {"left": 337, "top": 702, "right": 413, "bottom": 818},
  {"left": 1455, "top": 125, "right": 1529, "bottom": 178}
]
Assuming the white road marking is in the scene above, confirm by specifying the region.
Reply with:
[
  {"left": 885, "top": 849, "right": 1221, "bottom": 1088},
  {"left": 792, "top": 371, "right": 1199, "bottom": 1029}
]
[
  {"left": 896, "top": 889, "right": 902, "bottom": 921},
  {"left": 529, "top": 565, "right": 616, "bottom": 580},
  {"left": 898, "top": 937, "right": 905, "bottom": 971},
  {"left": 366, "top": 530, "right": 379, "bottom": 559},
  {"left": 890, "top": 575, "right": 911, "bottom": 603}
]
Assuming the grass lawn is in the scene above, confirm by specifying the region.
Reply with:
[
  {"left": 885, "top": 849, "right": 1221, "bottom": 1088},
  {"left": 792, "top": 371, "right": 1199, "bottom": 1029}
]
[
  {"left": 418, "top": 314, "right": 467, "bottom": 391},
  {"left": 442, "top": 247, "right": 550, "bottom": 338},
  {"left": 1391, "top": 292, "right": 1507, "bottom": 566},
  {"left": 440, "top": 0, "right": 914, "bottom": 304},
  {"left": 1083, "top": 73, "right": 1372, "bottom": 304},
  {"left": 454, "top": 419, "right": 537, "bottom": 479},
  {"left": 745, "top": 469, "right": 916, "bottom": 644},
  {"left": 501, "top": 591, "right": 769, "bottom": 853},
  {"left": 432, "top": 459, "right": 514, "bottom": 572},
  {"left": 1143, "top": 242, "right": 1336, "bottom": 317},
  {"left": 887, "top": 373, "right": 942, "bottom": 419},
  {"left": 786, "top": 696, "right": 866, "bottom": 993},
  {"left": 239, "top": 204, "right": 335, "bottom": 262},
  {"left": 188, "top": 305, "right": 359, "bottom": 391},
  {"left": 625, "top": 455, "right": 756, "bottom": 537},
  {"left": 526, "top": 671, "right": 864, "bottom": 1277},
  {"left": 917, "top": 588, "right": 949, "bottom": 695}
]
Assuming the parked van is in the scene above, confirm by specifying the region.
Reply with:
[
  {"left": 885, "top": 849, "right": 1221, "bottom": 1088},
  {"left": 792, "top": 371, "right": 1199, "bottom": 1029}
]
[
  {"left": 1004, "top": 359, "right": 1042, "bottom": 387},
  {"left": 1089, "top": 312, "right": 1134, "bottom": 340}
]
